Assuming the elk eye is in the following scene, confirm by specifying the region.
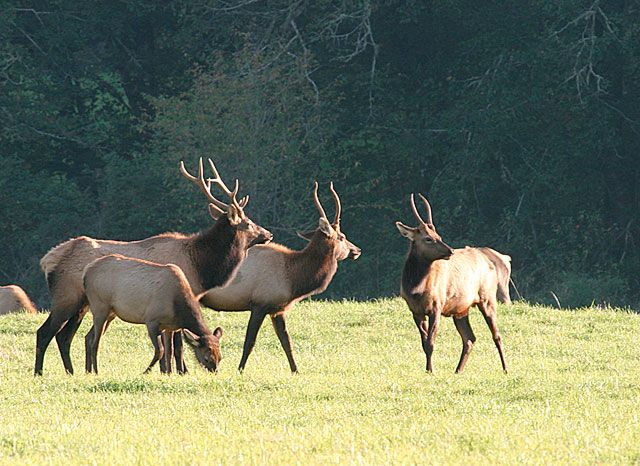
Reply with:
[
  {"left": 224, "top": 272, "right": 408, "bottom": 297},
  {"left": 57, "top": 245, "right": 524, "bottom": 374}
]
[{"left": 424, "top": 237, "right": 433, "bottom": 243}]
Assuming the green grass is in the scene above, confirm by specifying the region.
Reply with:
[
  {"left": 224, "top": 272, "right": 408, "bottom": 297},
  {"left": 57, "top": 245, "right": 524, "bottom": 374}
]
[{"left": 1, "top": 299, "right": 639, "bottom": 465}]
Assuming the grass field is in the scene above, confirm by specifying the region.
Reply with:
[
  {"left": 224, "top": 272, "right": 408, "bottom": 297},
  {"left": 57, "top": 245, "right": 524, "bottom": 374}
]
[{"left": 1, "top": 299, "right": 639, "bottom": 465}]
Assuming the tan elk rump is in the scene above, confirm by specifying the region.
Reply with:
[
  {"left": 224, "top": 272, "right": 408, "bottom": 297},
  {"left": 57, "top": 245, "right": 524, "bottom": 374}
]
[
  {"left": 35, "top": 158, "right": 271, "bottom": 376},
  {"left": 478, "top": 247, "right": 512, "bottom": 304},
  {"left": 0, "top": 285, "right": 37, "bottom": 315},
  {"left": 83, "top": 254, "right": 223, "bottom": 373}
]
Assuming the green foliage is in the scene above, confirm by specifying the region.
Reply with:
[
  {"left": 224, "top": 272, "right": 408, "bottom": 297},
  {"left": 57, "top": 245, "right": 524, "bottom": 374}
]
[
  {"left": 1, "top": 299, "right": 640, "bottom": 463},
  {"left": 0, "top": 1, "right": 638, "bottom": 305}
]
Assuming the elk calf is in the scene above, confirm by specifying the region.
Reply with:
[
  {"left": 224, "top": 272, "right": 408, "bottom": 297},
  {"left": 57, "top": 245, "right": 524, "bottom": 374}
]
[
  {"left": 193, "top": 182, "right": 361, "bottom": 373},
  {"left": 396, "top": 194, "right": 507, "bottom": 373},
  {"left": 0, "top": 285, "right": 37, "bottom": 315},
  {"left": 83, "top": 254, "right": 223, "bottom": 374}
]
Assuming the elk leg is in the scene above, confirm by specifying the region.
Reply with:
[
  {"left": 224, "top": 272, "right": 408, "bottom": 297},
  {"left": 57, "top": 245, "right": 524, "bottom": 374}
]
[
  {"left": 238, "top": 308, "right": 269, "bottom": 373},
  {"left": 144, "top": 323, "right": 164, "bottom": 374},
  {"left": 90, "top": 312, "right": 112, "bottom": 374},
  {"left": 173, "top": 331, "right": 188, "bottom": 374},
  {"left": 85, "top": 316, "right": 115, "bottom": 373},
  {"left": 85, "top": 325, "right": 95, "bottom": 373},
  {"left": 35, "top": 302, "right": 83, "bottom": 376},
  {"left": 425, "top": 310, "right": 441, "bottom": 373},
  {"left": 453, "top": 314, "right": 476, "bottom": 374},
  {"left": 271, "top": 312, "right": 298, "bottom": 373},
  {"left": 479, "top": 302, "right": 508, "bottom": 373},
  {"left": 412, "top": 313, "right": 430, "bottom": 372},
  {"left": 55, "top": 306, "right": 89, "bottom": 374},
  {"left": 160, "top": 331, "right": 174, "bottom": 374}
]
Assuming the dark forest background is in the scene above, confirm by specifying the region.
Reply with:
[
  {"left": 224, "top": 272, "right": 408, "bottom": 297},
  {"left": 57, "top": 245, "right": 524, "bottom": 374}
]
[{"left": 1, "top": 1, "right": 639, "bottom": 308}]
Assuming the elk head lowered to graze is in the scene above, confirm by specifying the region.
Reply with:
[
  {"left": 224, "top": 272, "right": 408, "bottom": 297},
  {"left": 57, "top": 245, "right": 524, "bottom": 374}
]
[
  {"left": 396, "top": 193, "right": 507, "bottom": 374},
  {"left": 186, "top": 181, "right": 361, "bottom": 373},
  {"left": 0, "top": 285, "right": 37, "bottom": 315},
  {"left": 83, "top": 254, "right": 223, "bottom": 374},
  {"left": 35, "top": 157, "right": 272, "bottom": 376}
]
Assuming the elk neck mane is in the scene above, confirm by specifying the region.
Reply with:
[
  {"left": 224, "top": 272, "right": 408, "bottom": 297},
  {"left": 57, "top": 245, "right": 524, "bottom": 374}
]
[
  {"left": 287, "top": 231, "right": 339, "bottom": 299},
  {"left": 402, "top": 242, "right": 439, "bottom": 296},
  {"left": 185, "top": 216, "right": 246, "bottom": 291}
]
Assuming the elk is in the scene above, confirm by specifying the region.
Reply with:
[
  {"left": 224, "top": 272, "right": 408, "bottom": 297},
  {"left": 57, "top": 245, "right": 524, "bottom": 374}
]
[
  {"left": 35, "top": 158, "right": 272, "bottom": 376},
  {"left": 396, "top": 193, "right": 507, "bottom": 374},
  {"left": 83, "top": 254, "right": 223, "bottom": 373},
  {"left": 0, "top": 285, "right": 37, "bottom": 315},
  {"left": 179, "top": 181, "right": 361, "bottom": 374}
]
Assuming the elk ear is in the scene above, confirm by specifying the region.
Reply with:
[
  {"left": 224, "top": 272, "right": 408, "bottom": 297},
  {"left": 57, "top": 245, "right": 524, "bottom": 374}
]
[
  {"left": 213, "top": 326, "right": 223, "bottom": 340},
  {"left": 183, "top": 329, "right": 201, "bottom": 347},
  {"left": 296, "top": 230, "right": 314, "bottom": 242},
  {"left": 227, "top": 204, "right": 242, "bottom": 226},
  {"left": 395, "top": 222, "right": 416, "bottom": 240},
  {"left": 318, "top": 217, "right": 336, "bottom": 238}
]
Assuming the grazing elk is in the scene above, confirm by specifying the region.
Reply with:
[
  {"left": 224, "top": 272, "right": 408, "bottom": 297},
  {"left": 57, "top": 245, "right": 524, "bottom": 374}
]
[
  {"left": 396, "top": 193, "right": 507, "bottom": 374},
  {"left": 187, "top": 181, "right": 361, "bottom": 373},
  {"left": 83, "top": 254, "right": 223, "bottom": 373},
  {"left": 0, "top": 285, "right": 37, "bottom": 315},
  {"left": 35, "top": 158, "right": 272, "bottom": 376}
]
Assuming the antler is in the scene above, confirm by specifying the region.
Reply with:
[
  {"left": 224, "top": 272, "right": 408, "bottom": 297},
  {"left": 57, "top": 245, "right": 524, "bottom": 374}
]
[
  {"left": 180, "top": 158, "right": 246, "bottom": 212},
  {"left": 410, "top": 193, "right": 434, "bottom": 226},
  {"left": 312, "top": 181, "right": 329, "bottom": 220},
  {"left": 329, "top": 182, "right": 341, "bottom": 225},
  {"left": 417, "top": 193, "right": 433, "bottom": 225}
]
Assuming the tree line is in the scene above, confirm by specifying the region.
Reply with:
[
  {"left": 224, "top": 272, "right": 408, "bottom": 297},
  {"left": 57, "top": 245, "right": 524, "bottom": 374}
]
[{"left": 1, "top": 0, "right": 638, "bottom": 308}]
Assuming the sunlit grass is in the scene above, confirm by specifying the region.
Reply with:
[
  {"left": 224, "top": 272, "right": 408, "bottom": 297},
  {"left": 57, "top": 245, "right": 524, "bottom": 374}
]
[{"left": 1, "top": 299, "right": 639, "bottom": 465}]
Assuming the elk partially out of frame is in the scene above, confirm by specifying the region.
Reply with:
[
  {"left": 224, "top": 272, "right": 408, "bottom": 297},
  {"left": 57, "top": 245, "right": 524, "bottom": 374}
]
[
  {"left": 175, "top": 182, "right": 360, "bottom": 373},
  {"left": 396, "top": 193, "right": 507, "bottom": 373},
  {"left": 35, "top": 158, "right": 272, "bottom": 376},
  {"left": 83, "top": 254, "right": 224, "bottom": 374},
  {"left": 0, "top": 285, "right": 37, "bottom": 315}
]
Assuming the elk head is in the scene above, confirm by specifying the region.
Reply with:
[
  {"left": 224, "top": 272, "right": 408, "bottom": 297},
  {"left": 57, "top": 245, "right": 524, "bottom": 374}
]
[
  {"left": 180, "top": 158, "right": 272, "bottom": 247},
  {"left": 297, "top": 182, "right": 361, "bottom": 261},
  {"left": 396, "top": 193, "right": 454, "bottom": 261},
  {"left": 183, "top": 327, "right": 223, "bottom": 372}
]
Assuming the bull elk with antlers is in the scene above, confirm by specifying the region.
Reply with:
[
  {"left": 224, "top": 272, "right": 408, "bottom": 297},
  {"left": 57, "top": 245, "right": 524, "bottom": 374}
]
[
  {"left": 171, "top": 181, "right": 360, "bottom": 373},
  {"left": 396, "top": 193, "right": 507, "bottom": 373},
  {"left": 35, "top": 158, "right": 272, "bottom": 376}
]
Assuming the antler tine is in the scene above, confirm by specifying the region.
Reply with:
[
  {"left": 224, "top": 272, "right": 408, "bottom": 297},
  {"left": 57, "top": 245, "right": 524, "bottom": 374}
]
[
  {"left": 329, "top": 182, "right": 341, "bottom": 225},
  {"left": 239, "top": 195, "right": 250, "bottom": 208},
  {"left": 417, "top": 193, "right": 434, "bottom": 225},
  {"left": 313, "top": 181, "right": 328, "bottom": 220},
  {"left": 410, "top": 193, "right": 426, "bottom": 225},
  {"left": 180, "top": 158, "right": 229, "bottom": 210},
  {"left": 207, "top": 158, "right": 234, "bottom": 197}
]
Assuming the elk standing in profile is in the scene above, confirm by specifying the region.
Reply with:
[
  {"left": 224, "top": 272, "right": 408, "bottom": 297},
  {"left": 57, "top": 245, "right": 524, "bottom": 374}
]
[
  {"left": 184, "top": 182, "right": 361, "bottom": 373},
  {"left": 396, "top": 194, "right": 507, "bottom": 373},
  {"left": 35, "top": 158, "right": 272, "bottom": 375},
  {"left": 83, "top": 254, "right": 223, "bottom": 374},
  {"left": 0, "top": 285, "right": 37, "bottom": 315}
]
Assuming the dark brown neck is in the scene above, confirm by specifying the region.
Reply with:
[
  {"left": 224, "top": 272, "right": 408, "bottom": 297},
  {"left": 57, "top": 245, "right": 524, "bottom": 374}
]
[
  {"left": 401, "top": 243, "right": 436, "bottom": 296},
  {"left": 187, "top": 216, "right": 247, "bottom": 291},
  {"left": 289, "top": 232, "right": 338, "bottom": 299}
]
